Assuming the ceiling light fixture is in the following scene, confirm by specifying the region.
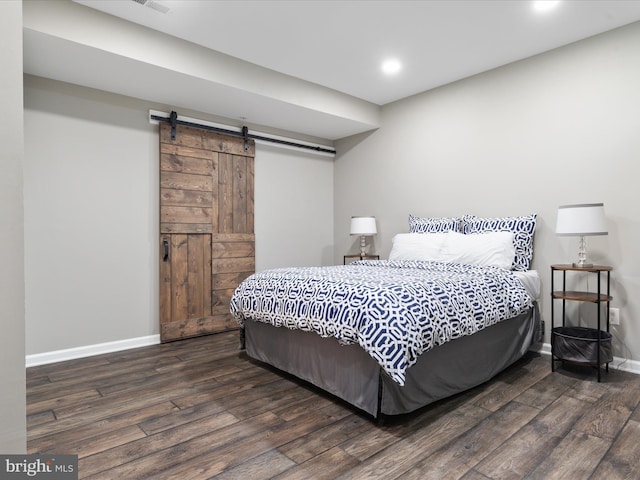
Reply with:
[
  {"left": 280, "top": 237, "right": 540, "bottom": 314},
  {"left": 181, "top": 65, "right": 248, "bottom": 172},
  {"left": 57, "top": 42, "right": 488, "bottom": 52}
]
[
  {"left": 381, "top": 59, "right": 402, "bottom": 75},
  {"left": 130, "top": 0, "right": 171, "bottom": 14},
  {"left": 533, "top": 1, "right": 560, "bottom": 13}
]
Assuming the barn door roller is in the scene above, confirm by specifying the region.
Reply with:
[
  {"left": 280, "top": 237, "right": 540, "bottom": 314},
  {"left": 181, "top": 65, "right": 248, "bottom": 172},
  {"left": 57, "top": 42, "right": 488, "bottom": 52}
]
[
  {"left": 242, "top": 126, "right": 250, "bottom": 152},
  {"left": 169, "top": 111, "right": 178, "bottom": 141}
]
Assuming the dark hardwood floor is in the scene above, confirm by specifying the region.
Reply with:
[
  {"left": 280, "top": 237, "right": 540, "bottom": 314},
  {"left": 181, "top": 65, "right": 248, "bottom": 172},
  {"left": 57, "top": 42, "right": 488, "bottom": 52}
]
[{"left": 27, "top": 331, "right": 640, "bottom": 479}]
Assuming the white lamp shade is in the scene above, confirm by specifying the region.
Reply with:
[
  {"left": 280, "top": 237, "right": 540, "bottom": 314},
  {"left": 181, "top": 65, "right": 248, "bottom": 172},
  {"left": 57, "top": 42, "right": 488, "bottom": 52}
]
[
  {"left": 556, "top": 203, "right": 607, "bottom": 236},
  {"left": 350, "top": 216, "right": 377, "bottom": 236}
]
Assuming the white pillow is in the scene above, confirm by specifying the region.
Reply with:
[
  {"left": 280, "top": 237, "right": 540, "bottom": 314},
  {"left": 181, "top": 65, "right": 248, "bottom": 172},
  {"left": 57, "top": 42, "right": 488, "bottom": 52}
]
[
  {"left": 441, "top": 231, "right": 515, "bottom": 270},
  {"left": 389, "top": 233, "right": 447, "bottom": 262},
  {"left": 462, "top": 214, "right": 536, "bottom": 271}
]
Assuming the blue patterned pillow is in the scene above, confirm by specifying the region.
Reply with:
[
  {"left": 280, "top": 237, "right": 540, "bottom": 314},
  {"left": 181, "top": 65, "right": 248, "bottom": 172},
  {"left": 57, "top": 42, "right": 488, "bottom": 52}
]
[
  {"left": 409, "top": 215, "right": 462, "bottom": 233},
  {"left": 462, "top": 214, "right": 537, "bottom": 271}
]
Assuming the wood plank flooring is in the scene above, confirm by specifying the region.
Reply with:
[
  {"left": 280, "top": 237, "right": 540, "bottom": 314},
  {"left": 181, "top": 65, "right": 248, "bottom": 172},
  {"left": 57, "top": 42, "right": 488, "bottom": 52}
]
[{"left": 27, "top": 331, "right": 640, "bottom": 479}]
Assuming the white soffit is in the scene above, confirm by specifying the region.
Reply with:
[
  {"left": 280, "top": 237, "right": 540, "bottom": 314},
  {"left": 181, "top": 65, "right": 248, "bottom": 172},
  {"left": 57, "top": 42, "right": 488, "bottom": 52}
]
[{"left": 22, "top": 0, "right": 380, "bottom": 141}]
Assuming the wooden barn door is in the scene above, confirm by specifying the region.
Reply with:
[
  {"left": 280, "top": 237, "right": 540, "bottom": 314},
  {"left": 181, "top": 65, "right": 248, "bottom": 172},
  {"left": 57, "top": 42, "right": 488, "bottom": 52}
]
[{"left": 159, "top": 122, "right": 255, "bottom": 342}]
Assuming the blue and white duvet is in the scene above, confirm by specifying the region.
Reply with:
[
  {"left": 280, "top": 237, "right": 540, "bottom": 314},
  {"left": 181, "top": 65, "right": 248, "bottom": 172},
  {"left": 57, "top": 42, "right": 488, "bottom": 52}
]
[{"left": 230, "top": 260, "right": 533, "bottom": 385}]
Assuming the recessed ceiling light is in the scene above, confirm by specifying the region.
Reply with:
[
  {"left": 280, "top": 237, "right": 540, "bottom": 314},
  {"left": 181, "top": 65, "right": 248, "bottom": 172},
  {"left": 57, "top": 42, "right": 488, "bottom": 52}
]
[
  {"left": 533, "top": 1, "right": 560, "bottom": 13},
  {"left": 382, "top": 59, "right": 402, "bottom": 75}
]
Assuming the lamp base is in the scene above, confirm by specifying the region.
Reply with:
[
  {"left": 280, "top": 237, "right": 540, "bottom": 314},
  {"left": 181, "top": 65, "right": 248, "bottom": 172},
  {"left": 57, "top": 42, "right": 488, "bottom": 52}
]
[
  {"left": 573, "top": 236, "right": 593, "bottom": 268},
  {"left": 359, "top": 235, "right": 367, "bottom": 257},
  {"left": 572, "top": 262, "right": 593, "bottom": 268}
]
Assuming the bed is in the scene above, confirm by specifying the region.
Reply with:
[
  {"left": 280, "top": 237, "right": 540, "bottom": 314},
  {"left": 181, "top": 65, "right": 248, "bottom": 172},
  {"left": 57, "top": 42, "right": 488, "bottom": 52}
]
[{"left": 230, "top": 214, "right": 540, "bottom": 418}]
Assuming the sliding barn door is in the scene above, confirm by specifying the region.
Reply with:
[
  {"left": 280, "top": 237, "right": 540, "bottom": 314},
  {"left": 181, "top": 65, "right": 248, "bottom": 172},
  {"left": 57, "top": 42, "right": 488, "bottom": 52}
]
[{"left": 159, "top": 123, "right": 255, "bottom": 342}]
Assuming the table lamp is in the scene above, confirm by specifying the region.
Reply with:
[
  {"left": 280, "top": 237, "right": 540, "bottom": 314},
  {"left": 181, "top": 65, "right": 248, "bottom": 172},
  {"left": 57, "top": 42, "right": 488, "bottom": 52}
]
[
  {"left": 350, "top": 216, "right": 377, "bottom": 257},
  {"left": 556, "top": 203, "right": 607, "bottom": 268}
]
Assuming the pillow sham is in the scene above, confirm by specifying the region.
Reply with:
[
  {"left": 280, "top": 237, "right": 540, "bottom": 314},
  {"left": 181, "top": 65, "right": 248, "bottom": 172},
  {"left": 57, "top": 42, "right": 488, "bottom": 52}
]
[
  {"left": 389, "top": 232, "right": 447, "bottom": 262},
  {"left": 440, "top": 231, "right": 515, "bottom": 270},
  {"left": 408, "top": 214, "right": 462, "bottom": 233},
  {"left": 462, "top": 214, "right": 537, "bottom": 271}
]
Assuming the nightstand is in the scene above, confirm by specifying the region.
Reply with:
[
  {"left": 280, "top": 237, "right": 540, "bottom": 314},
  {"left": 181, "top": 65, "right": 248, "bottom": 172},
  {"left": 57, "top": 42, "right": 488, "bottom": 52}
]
[
  {"left": 550, "top": 264, "right": 613, "bottom": 381},
  {"left": 344, "top": 254, "right": 380, "bottom": 265}
]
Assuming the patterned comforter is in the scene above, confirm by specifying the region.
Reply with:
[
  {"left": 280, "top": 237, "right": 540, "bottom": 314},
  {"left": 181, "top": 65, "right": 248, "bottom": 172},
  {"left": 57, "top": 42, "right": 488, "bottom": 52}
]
[{"left": 230, "top": 260, "right": 533, "bottom": 385}]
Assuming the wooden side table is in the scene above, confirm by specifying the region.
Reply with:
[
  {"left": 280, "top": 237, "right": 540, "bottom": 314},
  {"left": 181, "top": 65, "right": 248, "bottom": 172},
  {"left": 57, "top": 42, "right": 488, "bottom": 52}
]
[{"left": 344, "top": 254, "right": 380, "bottom": 265}]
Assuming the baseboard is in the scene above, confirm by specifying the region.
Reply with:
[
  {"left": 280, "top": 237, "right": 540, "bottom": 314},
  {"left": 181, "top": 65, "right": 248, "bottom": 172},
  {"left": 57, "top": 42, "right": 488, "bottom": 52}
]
[
  {"left": 26, "top": 334, "right": 161, "bottom": 367},
  {"left": 532, "top": 342, "right": 640, "bottom": 376},
  {"left": 26, "top": 336, "right": 640, "bottom": 375}
]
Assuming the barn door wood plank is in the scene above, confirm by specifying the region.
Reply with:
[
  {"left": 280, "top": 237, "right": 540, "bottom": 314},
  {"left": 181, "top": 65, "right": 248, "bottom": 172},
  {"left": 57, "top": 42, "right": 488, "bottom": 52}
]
[
  {"left": 218, "top": 153, "right": 233, "bottom": 234},
  {"left": 160, "top": 153, "right": 214, "bottom": 176},
  {"left": 211, "top": 241, "right": 255, "bottom": 259},
  {"left": 160, "top": 172, "right": 213, "bottom": 192},
  {"left": 233, "top": 155, "right": 248, "bottom": 234},
  {"left": 210, "top": 153, "right": 219, "bottom": 235},
  {"left": 161, "top": 223, "right": 212, "bottom": 235},
  {"left": 160, "top": 143, "right": 216, "bottom": 161},
  {"left": 187, "top": 234, "right": 205, "bottom": 320},
  {"left": 160, "top": 188, "right": 213, "bottom": 208},
  {"left": 247, "top": 157, "right": 255, "bottom": 233},
  {"left": 170, "top": 234, "right": 189, "bottom": 323}
]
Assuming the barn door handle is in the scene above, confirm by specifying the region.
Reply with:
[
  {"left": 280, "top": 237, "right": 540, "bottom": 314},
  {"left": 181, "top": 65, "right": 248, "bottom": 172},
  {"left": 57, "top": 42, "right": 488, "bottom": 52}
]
[{"left": 162, "top": 238, "right": 169, "bottom": 261}]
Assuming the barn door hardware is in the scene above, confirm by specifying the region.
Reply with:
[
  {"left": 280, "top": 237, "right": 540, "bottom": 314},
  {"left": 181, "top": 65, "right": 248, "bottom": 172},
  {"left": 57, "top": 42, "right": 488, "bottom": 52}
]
[
  {"left": 150, "top": 111, "right": 336, "bottom": 155},
  {"left": 162, "top": 237, "right": 169, "bottom": 261},
  {"left": 169, "top": 111, "right": 177, "bottom": 140},
  {"left": 242, "top": 126, "right": 249, "bottom": 152}
]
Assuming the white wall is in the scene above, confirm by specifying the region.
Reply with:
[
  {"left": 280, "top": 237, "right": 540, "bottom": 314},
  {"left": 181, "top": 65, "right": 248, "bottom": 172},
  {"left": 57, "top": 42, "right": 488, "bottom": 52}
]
[
  {"left": 254, "top": 143, "right": 334, "bottom": 270},
  {"left": 335, "top": 22, "right": 640, "bottom": 361},
  {"left": 0, "top": 0, "right": 26, "bottom": 453},
  {"left": 24, "top": 76, "right": 159, "bottom": 355},
  {"left": 24, "top": 75, "right": 334, "bottom": 356}
]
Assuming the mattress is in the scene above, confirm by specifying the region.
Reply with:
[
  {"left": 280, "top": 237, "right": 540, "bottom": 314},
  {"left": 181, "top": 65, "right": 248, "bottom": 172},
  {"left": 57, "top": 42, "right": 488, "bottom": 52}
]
[{"left": 514, "top": 270, "right": 540, "bottom": 300}]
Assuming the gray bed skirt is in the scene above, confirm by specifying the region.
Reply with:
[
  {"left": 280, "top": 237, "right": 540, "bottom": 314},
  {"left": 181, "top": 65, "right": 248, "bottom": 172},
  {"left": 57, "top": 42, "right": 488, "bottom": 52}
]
[{"left": 244, "top": 303, "right": 540, "bottom": 418}]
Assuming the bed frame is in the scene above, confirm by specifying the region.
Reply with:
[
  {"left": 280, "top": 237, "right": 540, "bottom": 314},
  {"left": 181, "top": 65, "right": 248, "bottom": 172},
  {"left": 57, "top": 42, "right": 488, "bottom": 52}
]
[{"left": 241, "top": 303, "right": 540, "bottom": 418}]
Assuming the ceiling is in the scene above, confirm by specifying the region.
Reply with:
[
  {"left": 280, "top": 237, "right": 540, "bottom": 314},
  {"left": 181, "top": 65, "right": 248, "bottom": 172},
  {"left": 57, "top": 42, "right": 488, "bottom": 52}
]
[{"left": 26, "top": 1, "right": 640, "bottom": 140}]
